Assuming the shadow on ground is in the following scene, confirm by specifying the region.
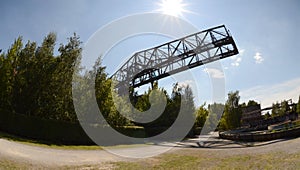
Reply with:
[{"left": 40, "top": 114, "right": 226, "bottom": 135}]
[{"left": 150, "top": 134, "right": 297, "bottom": 150}]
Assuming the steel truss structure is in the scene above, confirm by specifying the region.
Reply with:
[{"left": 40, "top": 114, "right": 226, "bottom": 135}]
[{"left": 111, "top": 25, "right": 239, "bottom": 91}]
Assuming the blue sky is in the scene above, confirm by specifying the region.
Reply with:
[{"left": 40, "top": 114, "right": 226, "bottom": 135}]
[{"left": 1, "top": 0, "right": 300, "bottom": 108}]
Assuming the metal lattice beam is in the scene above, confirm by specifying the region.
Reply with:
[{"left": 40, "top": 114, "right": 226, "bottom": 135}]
[{"left": 111, "top": 25, "right": 238, "bottom": 90}]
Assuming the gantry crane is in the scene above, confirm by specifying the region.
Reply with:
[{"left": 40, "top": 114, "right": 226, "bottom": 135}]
[{"left": 111, "top": 25, "right": 239, "bottom": 94}]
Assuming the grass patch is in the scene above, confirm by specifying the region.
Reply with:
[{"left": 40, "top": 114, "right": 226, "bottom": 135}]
[
  {"left": 113, "top": 151, "right": 300, "bottom": 170},
  {"left": 0, "top": 130, "right": 155, "bottom": 151},
  {"left": 0, "top": 159, "right": 26, "bottom": 170},
  {"left": 0, "top": 158, "right": 116, "bottom": 170},
  {"left": 0, "top": 131, "right": 102, "bottom": 150},
  {"left": 3, "top": 151, "right": 299, "bottom": 169},
  {"left": 61, "top": 164, "right": 116, "bottom": 170},
  {"left": 103, "top": 143, "right": 153, "bottom": 150},
  {"left": 0, "top": 130, "right": 150, "bottom": 150},
  {"left": 0, "top": 158, "right": 46, "bottom": 170},
  {"left": 217, "top": 152, "right": 300, "bottom": 169}
]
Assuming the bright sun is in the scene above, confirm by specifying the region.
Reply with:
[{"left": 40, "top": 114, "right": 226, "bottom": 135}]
[{"left": 158, "top": 0, "right": 187, "bottom": 17}]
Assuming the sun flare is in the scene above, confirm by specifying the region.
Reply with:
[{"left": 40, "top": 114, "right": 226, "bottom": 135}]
[{"left": 158, "top": 0, "right": 188, "bottom": 17}]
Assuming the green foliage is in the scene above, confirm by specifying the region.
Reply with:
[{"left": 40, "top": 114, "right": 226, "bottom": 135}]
[
  {"left": 182, "top": 85, "right": 196, "bottom": 114},
  {"left": 0, "top": 33, "right": 198, "bottom": 131},
  {"left": 123, "top": 83, "right": 196, "bottom": 136},
  {"left": 272, "top": 100, "right": 290, "bottom": 117},
  {"left": 9, "top": 33, "right": 299, "bottom": 137},
  {"left": 272, "top": 102, "right": 280, "bottom": 117},
  {"left": 0, "top": 33, "right": 81, "bottom": 122},
  {"left": 264, "top": 112, "right": 271, "bottom": 119},
  {"left": 0, "top": 110, "right": 93, "bottom": 145},
  {"left": 279, "top": 100, "right": 290, "bottom": 116},
  {"left": 194, "top": 103, "right": 208, "bottom": 128},
  {"left": 207, "top": 103, "right": 225, "bottom": 130},
  {"left": 297, "top": 96, "right": 300, "bottom": 114},
  {"left": 247, "top": 100, "right": 259, "bottom": 106},
  {"left": 193, "top": 102, "right": 224, "bottom": 133},
  {"left": 219, "top": 91, "right": 242, "bottom": 130},
  {"left": 0, "top": 37, "right": 23, "bottom": 111}
]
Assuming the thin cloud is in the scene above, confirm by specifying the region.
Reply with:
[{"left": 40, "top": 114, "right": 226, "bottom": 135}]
[
  {"left": 240, "top": 77, "right": 300, "bottom": 108},
  {"left": 230, "top": 49, "right": 244, "bottom": 66},
  {"left": 178, "top": 80, "right": 193, "bottom": 88},
  {"left": 231, "top": 57, "right": 242, "bottom": 66},
  {"left": 254, "top": 52, "right": 264, "bottom": 64},
  {"left": 239, "top": 49, "right": 245, "bottom": 55},
  {"left": 203, "top": 68, "right": 224, "bottom": 79}
]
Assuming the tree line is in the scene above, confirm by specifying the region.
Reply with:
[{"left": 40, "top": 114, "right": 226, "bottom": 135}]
[
  {"left": 0, "top": 33, "right": 195, "bottom": 129},
  {"left": 1, "top": 33, "right": 300, "bottom": 132},
  {"left": 0, "top": 33, "right": 80, "bottom": 122}
]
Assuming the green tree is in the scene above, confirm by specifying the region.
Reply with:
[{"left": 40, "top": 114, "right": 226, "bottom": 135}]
[
  {"left": 135, "top": 91, "right": 150, "bottom": 113},
  {"left": 194, "top": 103, "right": 209, "bottom": 128},
  {"left": 0, "top": 37, "right": 23, "bottom": 112},
  {"left": 272, "top": 102, "right": 280, "bottom": 117},
  {"left": 12, "top": 40, "right": 37, "bottom": 115},
  {"left": 1, "top": 33, "right": 83, "bottom": 122},
  {"left": 179, "top": 85, "right": 196, "bottom": 133},
  {"left": 26, "top": 33, "right": 57, "bottom": 118},
  {"left": 50, "top": 33, "right": 82, "bottom": 121},
  {"left": 247, "top": 100, "right": 259, "bottom": 107},
  {"left": 207, "top": 103, "right": 225, "bottom": 131},
  {"left": 155, "top": 83, "right": 181, "bottom": 127},
  {"left": 264, "top": 112, "right": 271, "bottom": 119},
  {"left": 220, "top": 91, "right": 242, "bottom": 130},
  {"left": 181, "top": 85, "right": 195, "bottom": 115},
  {"left": 94, "top": 57, "right": 132, "bottom": 127},
  {"left": 297, "top": 96, "right": 300, "bottom": 114},
  {"left": 0, "top": 50, "right": 8, "bottom": 110},
  {"left": 130, "top": 83, "right": 195, "bottom": 130},
  {"left": 278, "top": 100, "right": 289, "bottom": 116}
]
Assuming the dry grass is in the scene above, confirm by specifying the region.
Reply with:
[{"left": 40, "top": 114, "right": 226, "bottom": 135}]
[
  {"left": 113, "top": 151, "right": 300, "bottom": 170},
  {"left": 1, "top": 148, "right": 299, "bottom": 169}
]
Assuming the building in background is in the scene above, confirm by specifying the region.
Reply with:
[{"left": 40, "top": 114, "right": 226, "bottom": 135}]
[{"left": 241, "top": 104, "right": 262, "bottom": 127}]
